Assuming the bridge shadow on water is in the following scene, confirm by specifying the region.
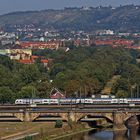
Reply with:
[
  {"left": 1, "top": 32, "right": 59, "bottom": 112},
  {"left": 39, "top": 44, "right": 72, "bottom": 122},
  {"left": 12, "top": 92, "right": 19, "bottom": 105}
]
[{"left": 79, "top": 115, "right": 113, "bottom": 129}]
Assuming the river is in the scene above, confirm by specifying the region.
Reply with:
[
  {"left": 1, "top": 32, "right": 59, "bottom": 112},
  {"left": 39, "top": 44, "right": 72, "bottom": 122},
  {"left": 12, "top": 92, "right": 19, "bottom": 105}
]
[{"left": 57, "top": 127, "right": 140, "bottom": 140}]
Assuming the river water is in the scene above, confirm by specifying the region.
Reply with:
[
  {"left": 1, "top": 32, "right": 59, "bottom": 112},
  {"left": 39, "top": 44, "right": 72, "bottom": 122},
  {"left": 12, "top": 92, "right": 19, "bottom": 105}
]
[{"left": 57, "top": 127, "right": 140, "bottom": 140}]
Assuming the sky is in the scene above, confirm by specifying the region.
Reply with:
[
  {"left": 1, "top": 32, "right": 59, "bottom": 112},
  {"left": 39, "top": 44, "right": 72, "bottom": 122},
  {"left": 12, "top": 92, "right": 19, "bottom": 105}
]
[{"left": 0, "top": 0, "right": 140, "bottom": 15}]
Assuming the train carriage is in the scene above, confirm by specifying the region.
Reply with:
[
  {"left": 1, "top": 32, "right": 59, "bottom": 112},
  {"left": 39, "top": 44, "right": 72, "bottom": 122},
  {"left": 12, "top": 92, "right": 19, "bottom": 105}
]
[{"left": 15, "top": 98, "right": 139, "bottom": 105}]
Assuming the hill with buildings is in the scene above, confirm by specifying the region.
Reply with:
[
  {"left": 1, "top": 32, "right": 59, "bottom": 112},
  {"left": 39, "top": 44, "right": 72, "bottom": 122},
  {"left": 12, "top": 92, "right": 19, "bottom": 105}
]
[{"left": 0, "top": 5, "right": 140, "bottom": 32}]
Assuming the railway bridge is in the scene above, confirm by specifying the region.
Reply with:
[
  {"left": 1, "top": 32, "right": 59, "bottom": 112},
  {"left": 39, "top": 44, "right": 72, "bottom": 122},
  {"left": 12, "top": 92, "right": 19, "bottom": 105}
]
[{"left": 0, "top": 105, "right": 140, "bottom": 131}]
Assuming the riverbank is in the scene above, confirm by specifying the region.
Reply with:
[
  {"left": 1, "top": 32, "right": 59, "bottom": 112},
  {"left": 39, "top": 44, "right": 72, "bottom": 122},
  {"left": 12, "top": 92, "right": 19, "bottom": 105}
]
[
  {"left": 48, "top": 126, "right": 95, "bottom": 140},
  {"left": 0, "top": 122, "right": 112, "bottom": 140},
  {"left": 0, "top": 122, "right": 57, "bottom": 140},
  {"left": 51, "top": 128, "right": 95, "bottom": 140},
  {"left": 34, "top": 122, "right": 113, "bottom": 140},
  {"left": 0, "top": 122, "right": 91, "bottom": 140},
  {"left": 30, "top": 122, "right": 94, "bottom": 140}
]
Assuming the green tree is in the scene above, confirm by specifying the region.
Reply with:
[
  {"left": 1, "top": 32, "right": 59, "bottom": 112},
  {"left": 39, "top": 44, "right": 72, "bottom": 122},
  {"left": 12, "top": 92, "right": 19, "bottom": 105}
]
[
  {"left": 18, "top": 85, "right": 37, "bottom": 98},
  {"left": 37, "top": 81, "right": 52, "bottom": 98},
  {"left": 50, "top": 63, "right": 66, "bottom": 78},
  {"left": 19, "top": 65, "right": 40, "bottom": 84},
  {"left": 84, "top": 78, "right": 100, "bottom": 94},
  {"left": 53, "top": 72, "right": 66, "bottom": 90},
  {"left": 116, "top": 90, "right": 128, "bottom": 98},
  {"left": 64, "top": 80, "right": 80, "bottom": 97},
  {"left": 0, "top": 86, "right": 14, "bottom": 103}
]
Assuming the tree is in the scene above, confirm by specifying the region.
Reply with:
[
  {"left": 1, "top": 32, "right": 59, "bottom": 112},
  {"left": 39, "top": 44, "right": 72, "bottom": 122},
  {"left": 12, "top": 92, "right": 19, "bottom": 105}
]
[
  {"left": 116, "top": 90, "right": 128, "bottom": 98},
  {"left": 0, "top": 55, "right": 13, "bottom": 70},
  {"left": 84, "top": 78, "right": 100, "bottom": 95},
  {"left": 112, "top": 78, "right": 129, "bottom": 95},
  {"left": 18, "top": 86, "right": 37, "bottom": 98},
  {"left": 0, "top": 86, "right": 14, "bottom": 103},
  {"left": 0, "top": 65, "right": 13, "bottom": 87},
  {"left": 64, "top": 80, "right": 80, "bottom": 97},
  {"left": 37, "top": 81, "right": 52, "bottom": 98},
  {"left": 19, "top": 65, "right": 41, "bottom": 84},
  {"left": 54, "top": 72, "right": 68, "bottom": 90},
  {"left": 50, "top": 63, "right": 66, "bottom": 78}
]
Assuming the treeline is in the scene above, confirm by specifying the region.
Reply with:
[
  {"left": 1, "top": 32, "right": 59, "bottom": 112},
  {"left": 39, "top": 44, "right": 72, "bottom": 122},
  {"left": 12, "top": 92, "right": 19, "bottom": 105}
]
[
  {"left": 31, "top": 46, "right": 140, "bottom": 98},
  {"left": 0, "top": 46, "right": 140, "bottom": 103},
  {"left": 0, "top": 55, "right": 51, "bottom": 103},
  {"left": 46, "top": 47, "right": 140, "bottom": 98}
]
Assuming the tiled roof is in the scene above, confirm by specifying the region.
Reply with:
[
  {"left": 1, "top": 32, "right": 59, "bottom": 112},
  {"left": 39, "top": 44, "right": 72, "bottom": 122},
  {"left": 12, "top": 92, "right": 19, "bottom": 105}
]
[
  {"left": 95, "top": 39, "right": 133, "bottom": 46},
  {"left": 18, "top": 59, "right": 34, "bottom": 64},
  {"left": 50, "top": 92, "right": 65, "bottom": 99},
  {"left": 31, "top": 55, "right": 39, "bottom": 59},
  {"left": 41, "top": 59, "right": 49, "bottom": 63},
  {"left": 19, "top": 41, "right": 60, "bottom": 48}
]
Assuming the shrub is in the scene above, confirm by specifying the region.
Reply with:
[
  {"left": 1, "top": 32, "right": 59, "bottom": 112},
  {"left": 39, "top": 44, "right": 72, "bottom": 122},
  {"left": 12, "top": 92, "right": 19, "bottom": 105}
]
[
  {"left": 55, "top": 120, "right": 63, "bottom": 128},
  {"left": 24, "top": 136, "right": 33, "bottom": 140}
]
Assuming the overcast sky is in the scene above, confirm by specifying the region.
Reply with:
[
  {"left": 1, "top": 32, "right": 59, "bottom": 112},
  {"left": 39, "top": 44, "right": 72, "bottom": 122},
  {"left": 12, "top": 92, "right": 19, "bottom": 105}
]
[{"left": 0, "top": 0, "right": 140, "bottom": 15}]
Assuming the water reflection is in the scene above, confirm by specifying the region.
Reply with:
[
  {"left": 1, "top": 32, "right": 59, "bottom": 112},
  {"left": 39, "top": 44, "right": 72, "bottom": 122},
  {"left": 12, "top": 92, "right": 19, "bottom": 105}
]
[
  {"left": 113, "top": 130, "right": 127, "bottom": 140},
  {"left": 128, "top": 126, "right": 138, "bottom": 140},
  {"left": 57, "top": 127, "right": 140, "bottom": 140}
]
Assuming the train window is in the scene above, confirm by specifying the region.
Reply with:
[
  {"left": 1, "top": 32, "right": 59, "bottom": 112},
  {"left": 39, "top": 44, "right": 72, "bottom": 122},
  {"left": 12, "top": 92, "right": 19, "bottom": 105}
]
[{"left": 43, "top": 101, "right": 49, "bottom": 102}]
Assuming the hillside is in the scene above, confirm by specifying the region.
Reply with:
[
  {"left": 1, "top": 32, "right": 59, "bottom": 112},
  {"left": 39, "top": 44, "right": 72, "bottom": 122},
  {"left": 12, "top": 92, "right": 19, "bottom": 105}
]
[{"left": 0, "top": 5, "right": 140, "bottom": 32}]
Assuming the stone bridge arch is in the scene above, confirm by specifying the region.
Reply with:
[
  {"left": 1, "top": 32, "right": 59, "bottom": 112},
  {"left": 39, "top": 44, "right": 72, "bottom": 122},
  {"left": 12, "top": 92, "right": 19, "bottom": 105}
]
[
  {"left": 124, "top": 113, "right": 140, "bottom": 129},
  {"left": 124, "top": 113, "right": 140, "bottom": 122},
  {"left": 32, "top": 112, "right": 68, "bottom": 122},
  {"left": 74, "top": 112, "right": 113, "bottom": 122},
  {"left": 14, "top": 112, "right": 41, "bottom": 122}
]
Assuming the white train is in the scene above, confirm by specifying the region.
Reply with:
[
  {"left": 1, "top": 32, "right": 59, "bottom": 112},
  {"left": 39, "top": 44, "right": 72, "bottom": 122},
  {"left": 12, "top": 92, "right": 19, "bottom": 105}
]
[{"left": 15, "top": 98, "right": 140, "bottom": 105}]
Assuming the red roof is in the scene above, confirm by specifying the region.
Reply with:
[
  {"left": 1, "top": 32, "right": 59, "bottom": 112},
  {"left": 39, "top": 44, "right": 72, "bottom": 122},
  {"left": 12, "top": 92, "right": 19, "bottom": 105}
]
[
  {"left": 18, "top": 59, "right": 34, "bottom": 64},
  {"left": 31, "top": 55, "right": 39, "bottom": 59},
  {"left": 50, "top": 92, "right": 65, "bottom": 99},
  {"left": 41, "top": 59, "right": 49, "bottom": 63},
  {"left": 94, "top": 39, "right": 133, "bottom": 46},
  {"left": 19, "top": 41, "right": 60, "bottom": 49}
]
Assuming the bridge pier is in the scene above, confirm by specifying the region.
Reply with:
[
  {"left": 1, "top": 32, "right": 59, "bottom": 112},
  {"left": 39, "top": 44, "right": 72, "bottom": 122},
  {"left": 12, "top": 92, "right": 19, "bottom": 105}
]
[
  {"left": 68, "top": 111, "right": 76, "bottom": 122},
  {"left": 113, "top": 111, "right": 127, "bottom": 131},
  {"left": 24, "top": 111, "right": 31, "bottom": 122},
  {"left": 127, "top": 115, "right": 139, "bottom": 129}
]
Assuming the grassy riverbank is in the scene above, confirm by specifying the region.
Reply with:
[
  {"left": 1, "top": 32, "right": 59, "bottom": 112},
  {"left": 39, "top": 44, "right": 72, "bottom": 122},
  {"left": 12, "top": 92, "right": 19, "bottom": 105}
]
[
  {"left": 31, "top": 122, "right": 93, "bottom": 140},
  {"left": 0, "top": 122, "right": 56, "bottom": 139},
  {"left": 0, "top": 122, "right": 91, "bottom": 140},
  {"left": 40, "top": 123, "right": 112, "bottom": 140},
  {"left": 47, "top": 125, "right": 96, "bottom": 140},
  {"left": 0, "top": 122, "right": 112, "bottom": 140}
]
